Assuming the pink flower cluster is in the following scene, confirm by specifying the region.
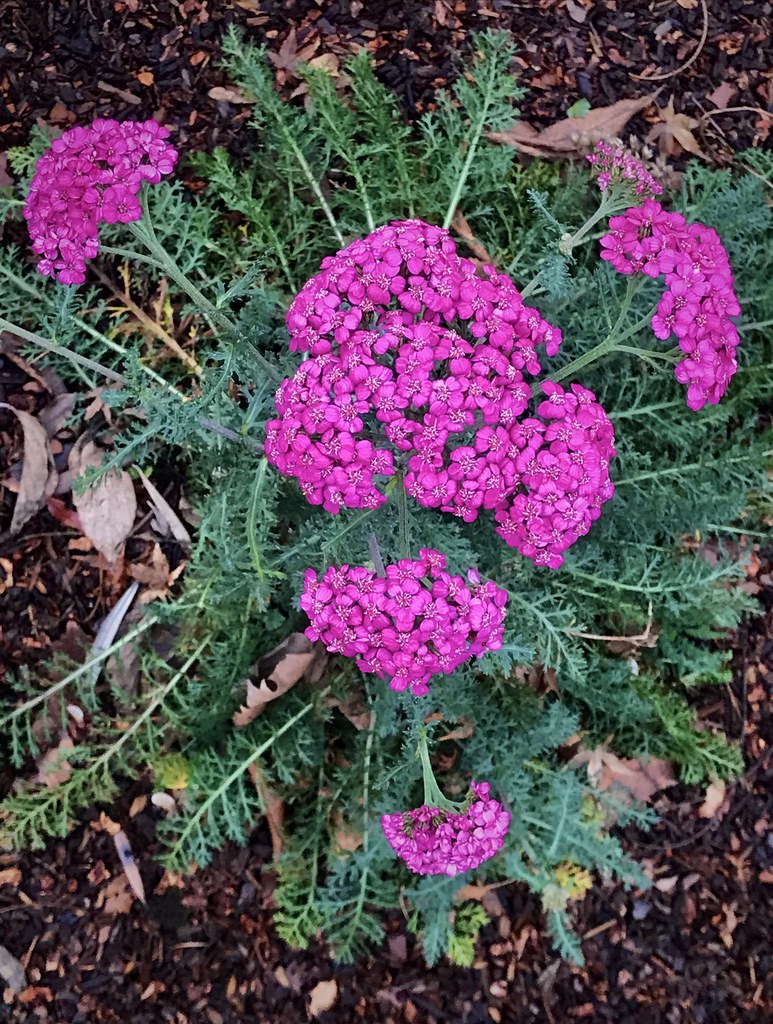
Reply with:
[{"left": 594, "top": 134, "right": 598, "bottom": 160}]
[
  {"left": 381, "top": 781, "right": 510, "bottom": 876},
  {"left": 24, "top": 119, "right": 178, "bottom": 285},
  {"left": 300, "top": 548, "right": 507, "bottom": 696},
  {"left": 587, "top": 141, "right": 662, "bottom": 197},
  {"left": 600, "top": 200, "right": 741, "bottom": 410},
  {"left": 266, "top": 220, "right": 616, "bottom": 567}
]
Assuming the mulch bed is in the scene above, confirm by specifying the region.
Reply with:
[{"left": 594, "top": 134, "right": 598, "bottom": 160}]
[
  {"left": 1, "top": 1, "right": 771, "bottom": 159},
  {"left": 1, "top": 2, "right": 773, "bottom": 1022}
]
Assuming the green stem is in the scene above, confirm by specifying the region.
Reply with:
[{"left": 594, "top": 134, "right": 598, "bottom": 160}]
[
  {"left": 396, "top": 474, "right": 411, "bottom": 560},
  {"left": 442, "top": 50, "right": 501, "bottom": 230},
  {"left": 99, "top": 244, "right": 166, "bottom": 271},
  {"left": 550, "top": 303, "right": 658, "bottom": 384},
  {"left": 126, "top": 212, "right": 282, "bottom": 385},
  {"left": 557, "top": 188, "right": 628, "bottom": 255},
  {"left": 0, "top": 315, "right": 125, "bottom": 384},
  {"left": 127, "top": 221, "right": 235, "bottom": 333},
  {"left": 615, "top": 345, "right": 678, "bottom": 362},
  {"left": 0, "top": 618, "right": 156, "bottom": 729},
  {"left": 417, "top": 733, "right": 459, "bottom": 813},
  {"left": 164, "top": 695, "right": 323, "bottom": 866}
]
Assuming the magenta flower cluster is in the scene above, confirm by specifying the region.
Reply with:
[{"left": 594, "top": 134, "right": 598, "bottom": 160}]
[
  {"left": 266, "top": 219, "right": 616, "bottom": 569},
  {"left": 381, "top": 781, "right": 510, "bottom": 877},
  {"left": 600, "top": 199, "right": 741, "bottom": 411},
  {"left": 24, "top": 119, "right": 178, "bottom": 285},
  {"left": 300, "top": 548, "right": 508, "bottom": 696},
  {"left": 586, "top": 141, "right": 662, "bottom": 198}
]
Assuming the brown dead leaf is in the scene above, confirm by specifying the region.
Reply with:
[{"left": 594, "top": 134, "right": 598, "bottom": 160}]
[
  {"left": 268, "top": 27, "right": 319, "bottom": 82},
  {"left": 698, "top": 779, "right": 729, "bottom": 819},
  {"left": 99, "top": 874, "right": 135, "bottom": 915},
  {"left": 647, "top": 97, "right": 706, "bottom": 158},
  {"left": 0, "top": 154, "right": 13, "bottom": 189},
  {"left": 569, "top": 743, "right": 675, "bottom": 804},
  {"left": 308, "top": 979, "right": 338, "bottom": 1018},
  {"left": 234, "top": 633, "right": 321, "bottom": 727},
  {"left": 0, "top": 404, "right": 58, "bottom": 534},
  {"left": 706, "top": 81, "right": 737, "bottom": 109},
  {"left": 35, "top": 734, "right": 75, "bottom": 788},
  {"left": 207, "top": 85, "right": 254, "bottom": 104},
  {"left": 437, "top": 718, "right": 474, "bottom": 743},
  {"left": 135, "top": 466, "right": 192, "bottom": 547},
  {"left": 326, "top": 690, "right": 372, "bottom": 730},
  {"left": 565, "top": 0, "right": 587, "bottom": 22},
  {"left": 331, "top": 807, "right": 364, "bottom": 854},
  {"left": 37, "top": 392, "right": 76, "bottom": 439},
  {"left": 129, "top": 543, "right": 185, "bottom": 603},
  {"left": 451, "top": 211, "right": 496, "bottom": 265},
  {"left": 488, "top": 94, "right": 657, "bottom": 158},
  {"left": 0, "top": 868, "right": 21, "bottom": 887},
  {"left": 68, "top": 438, "right": 137, "bottom": 564},
  {"left": 247, "top": 761, "right": 284, "bottom": 859}
]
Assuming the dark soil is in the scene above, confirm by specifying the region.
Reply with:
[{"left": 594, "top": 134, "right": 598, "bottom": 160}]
[
  {"left": 1, "top": 2, "right": 772, "bottom": 1022},
  {"left": 1, "top": 1, "right": 771, "bottom": 159}
]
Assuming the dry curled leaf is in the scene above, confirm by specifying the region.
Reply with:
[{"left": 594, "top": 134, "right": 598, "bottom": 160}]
[
  {"left": 647, "top": 97, "right": 705, "bottom": 158},
  {"left": 233, "top": 633, "right": 321, "bottom": 727},
  {"left": 35, "top": 734, "right": 75, "bottom": 788},
  {"left": 308, "top": 979, "right": 338, "bottom": 1018},
  {"left": 248, "top": 761, "right": 285, "bottom": 859},
  {"left": 488, "top": 94, "right": 657, "bottom": 158},
  {"left": 569, "top": 743, "right": 675, "bottom": 804},
  {"left": 451, "top": 211, "right": 496, "bottom": 265},
  {"left": 129, "top": 543, "right": 185, "bottom": 603},
  {"left": 135, "top": 465, "right": 192, "bottom": 547},
  {"left": 0, "top": 403, "right": 58, "bottom": 534},
  {"left": 207, "top": 85, "right": 254, "bottom": 104},
  {"left": 68, "top": 438, "right": 137, "bottom": 563}
]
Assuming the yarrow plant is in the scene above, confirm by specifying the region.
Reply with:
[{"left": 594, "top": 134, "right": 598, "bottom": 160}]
[
  {"left": 23, "top": 119, "right": 178, "bottom": 284},
  {"left": 2, "top": 33, "right": 765, "bottom": 965}
]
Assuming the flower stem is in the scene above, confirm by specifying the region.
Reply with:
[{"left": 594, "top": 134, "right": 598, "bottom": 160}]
[
  {"left": 417, "top": 732, "right": 458, "bottom": 813},
  {"left": 550, "top": 292, "right": 659, "bottom": 385},
  {"left": 396, "top": 473, "right": 411, "bottom": 560},
  {"left": 557, "top": 187, "right": 628, "bottom": 256},
  {"left": 0, "top": 315, "right": 125, "bottom": 384},
  {"left": 442, "top": 43, "right": 502, "bottom": 231},
  {"left": 123, "top": 196, "right": 283, "bottom": 385}
]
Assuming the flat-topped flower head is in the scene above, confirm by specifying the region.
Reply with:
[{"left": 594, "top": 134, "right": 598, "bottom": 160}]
[
  {"left": 381, "top": 781, "right": 510, "bottom": 876},
  {"left": 599, "top": 200, "right": 741, "bottom": 410},
  {"left": 268, "top": 220, "right": 616, "bottom": 568},
  {"left": 24, "top": 119, "right": 178, "bottom": 285},
  {"left": 300, "top": 550, "right": 507, "bottom": 695}
]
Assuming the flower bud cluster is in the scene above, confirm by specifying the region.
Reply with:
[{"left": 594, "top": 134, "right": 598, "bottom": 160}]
[
  {"left": 600, "top": 199, "right": 741, "bottom": 410},
  {"left": 586, "top": 141, "right": 662, "bottom": 198},
  {"left": 24, "top": 120, "right": 178, "bottom": 284}
]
